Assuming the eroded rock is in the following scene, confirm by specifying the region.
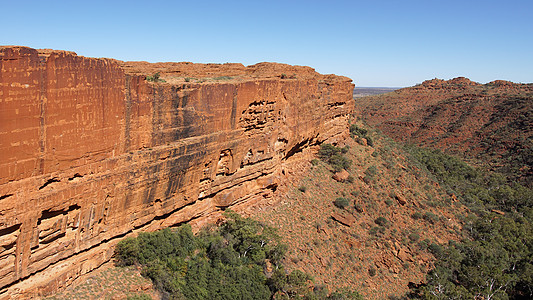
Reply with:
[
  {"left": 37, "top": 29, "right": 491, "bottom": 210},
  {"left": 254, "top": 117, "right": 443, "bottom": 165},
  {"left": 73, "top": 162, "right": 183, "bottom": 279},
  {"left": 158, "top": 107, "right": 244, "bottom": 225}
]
[
  {"left": 0, "top": 46, "right": 354, "bottom": 298},
  {"left": 332, "top": 170, "right": 350, "bottom": 182}
]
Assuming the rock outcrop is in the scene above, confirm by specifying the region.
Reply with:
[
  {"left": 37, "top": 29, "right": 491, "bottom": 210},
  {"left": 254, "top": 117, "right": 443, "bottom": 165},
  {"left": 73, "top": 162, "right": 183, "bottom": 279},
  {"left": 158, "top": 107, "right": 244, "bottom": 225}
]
[{"left": 0, "top": 46, "right": 354, "bottom": 298}]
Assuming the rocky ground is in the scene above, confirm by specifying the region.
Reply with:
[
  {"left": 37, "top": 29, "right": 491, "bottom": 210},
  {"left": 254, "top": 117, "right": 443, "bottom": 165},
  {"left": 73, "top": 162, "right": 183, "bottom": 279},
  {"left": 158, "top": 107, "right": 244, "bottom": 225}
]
[
  {"left": 51, "top": 121, "right": 468, "bottom": 299},
  {"left": 246, "top": 124, "right": 466, "bottom": 299}
]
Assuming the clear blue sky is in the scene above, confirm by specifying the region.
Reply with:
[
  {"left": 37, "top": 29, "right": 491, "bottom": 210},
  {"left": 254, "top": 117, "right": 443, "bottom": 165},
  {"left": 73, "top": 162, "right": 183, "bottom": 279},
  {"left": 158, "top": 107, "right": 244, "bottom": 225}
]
[{"left": 2, "top": 0, "right": 532, "bottom": 87}]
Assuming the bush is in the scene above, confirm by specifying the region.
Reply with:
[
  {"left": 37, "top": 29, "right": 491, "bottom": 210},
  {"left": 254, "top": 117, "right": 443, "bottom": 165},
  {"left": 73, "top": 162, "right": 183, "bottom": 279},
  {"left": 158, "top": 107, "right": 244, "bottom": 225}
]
[
  {"left": 366, "top": 136, "right": 374, "bottom": 147},
  {"left": 408, "top": 233, "right": 420, "bottom": 242},
  {"left": 411, "top": 212, "right": 423, "bottom": 220},
  {"left": 428, "top": 243, "right": 444, "bottom": 257},
  {"left": 126, "top": 294, "right": 152, "bottom": 300},
  {"left": 350, "top": 124, "right": 374, "bottom": 147},
  {"left": 374, "top": 216, "right": 388, "bottom": 227},
  {"left": 334, "top": 197, "right": 350, "bottom": 209},
  {"left": 298, "top": 185, "right": 307, "bottom": 193},
  {"left": 423, "top": 211, "right": 439, "bottom": 224},
  {"left": 369, "top": 226, "right": 386, "bottom": 236},
  {"left": 146, "top": 72, "right": 165, "bottom": 82},
  {"left": 418, "top": 239, "right": 429, "bottom": 250},
  {"left": 349, "top": 125, "right": 368, "bottom": 137},
  {"left": 406, "top": 144, "right": 533, "bottom": 299},
  {"left": 364, "top": 166, "right": 378, "bottom": 181},
  {"left": 318, "top": 144, "right": 351, "bottom": 172},
  {"left": 115, "top": 211, "right": 360, "bottom": 299}
]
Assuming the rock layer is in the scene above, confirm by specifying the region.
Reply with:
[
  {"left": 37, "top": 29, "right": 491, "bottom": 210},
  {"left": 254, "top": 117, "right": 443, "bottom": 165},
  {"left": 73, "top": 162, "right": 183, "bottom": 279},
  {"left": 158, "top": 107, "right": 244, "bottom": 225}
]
[{"left": 0, "top": 46, "right": 354, "bottom": 298}]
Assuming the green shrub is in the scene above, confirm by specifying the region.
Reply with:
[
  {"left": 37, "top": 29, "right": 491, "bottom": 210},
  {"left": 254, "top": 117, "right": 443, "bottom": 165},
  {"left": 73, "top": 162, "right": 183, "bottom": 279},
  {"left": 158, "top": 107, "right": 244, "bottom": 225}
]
[
  {"left": 369, "top": 226, "right": 385, "bottom": 236},
  {"left": 408, "top": 233, "right": 420, "bottom": 242},
  {"left": 374, "top": 216, "right": 388, "bottom": 227},
  {"left": 298, "top": 185, "right": 307, "bottom": 192},
  {"left": 411, "top": 212, "right": 423, "bottom": 220},
  {"left": 364, "top": 166, "right": 378, "bottom": 179},
  {"left": 310, "top": 159, "right": 320, "bottom": 166},
  {"left": 418, "top": 239, "right": 429, "bottom": 250},
  {"left": 115, "top": 211, "right": 359, "bottom": 299},
  {"left": 318, "top": 144, "right": 351, "bottom": 172},
  {"left": 423, "top": 211, "right": 439, "bottom": 224},
  {"left": 349, "top": 125, "right": 368, "bottom": 137},
  {"left": 334, "top": 197, "right": 350, "bottom": 209},
  {"left": 428, "top": 243, "right": 444, "bottom": 257},
  {"left": 350, "top": 124, "right": 374, "bottom": 147},
  {"left": 212, "top": 76, "right": 232, "bottom": 80},
  {"left": 126, "top": 294, "right": 152, "bottom": 300},
  {"left": 366, "top": 136, "right": 374, "bottom": 147},
  {"left": 406, "top": 145, "right": 533, "bottom": 299},
  {"left": 146, "top": 72, "right": 165, "bottom": 82}
]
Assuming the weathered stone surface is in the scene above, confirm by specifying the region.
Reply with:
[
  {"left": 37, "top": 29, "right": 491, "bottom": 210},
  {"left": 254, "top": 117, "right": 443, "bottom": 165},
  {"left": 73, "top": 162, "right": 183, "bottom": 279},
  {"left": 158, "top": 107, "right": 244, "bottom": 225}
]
[
  {"left": 396, "top": 194, "right": 407, "bottom": 206},
  {"left": 0, "top": 46, "right": 354, "bottom": 298},
  {"left": 331, "top": 212, "right": 356, "bottom": 227},
  {"left": 332, "top": 170, "right": 350, "bottom": 182}
]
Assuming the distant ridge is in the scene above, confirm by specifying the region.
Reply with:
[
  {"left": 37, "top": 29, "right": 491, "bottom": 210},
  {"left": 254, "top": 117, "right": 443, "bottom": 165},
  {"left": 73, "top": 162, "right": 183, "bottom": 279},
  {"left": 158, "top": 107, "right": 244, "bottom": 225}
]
[
  {"left": 353, "top": 87, "right": 400, "bottom": 98},
  {"left": 354, "top": 77, "right": 533, "bottom": 185}
]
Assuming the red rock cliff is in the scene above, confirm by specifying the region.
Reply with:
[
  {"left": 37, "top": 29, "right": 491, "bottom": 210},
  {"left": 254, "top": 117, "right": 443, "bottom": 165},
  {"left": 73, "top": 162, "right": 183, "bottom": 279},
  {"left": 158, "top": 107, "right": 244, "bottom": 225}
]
[{"left": 0, "top": 46, "right": 354, "bottom": 298}]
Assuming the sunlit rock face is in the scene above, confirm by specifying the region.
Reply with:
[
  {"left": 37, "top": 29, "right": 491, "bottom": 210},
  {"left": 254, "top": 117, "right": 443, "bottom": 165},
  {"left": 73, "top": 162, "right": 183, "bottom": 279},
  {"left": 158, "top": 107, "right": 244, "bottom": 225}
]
[{"left": 0, "top": 46, "right": 354, "bottom": 298}]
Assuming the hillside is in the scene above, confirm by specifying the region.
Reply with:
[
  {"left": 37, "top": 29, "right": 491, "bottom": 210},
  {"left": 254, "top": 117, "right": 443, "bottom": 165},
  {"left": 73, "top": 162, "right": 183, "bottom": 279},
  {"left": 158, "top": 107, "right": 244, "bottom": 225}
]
[
  {"left": 50, "top": 122, "right": 469, "bottom": 299},
  {"left": 354, "top": 78, "right": 533, "bottom": 186}
]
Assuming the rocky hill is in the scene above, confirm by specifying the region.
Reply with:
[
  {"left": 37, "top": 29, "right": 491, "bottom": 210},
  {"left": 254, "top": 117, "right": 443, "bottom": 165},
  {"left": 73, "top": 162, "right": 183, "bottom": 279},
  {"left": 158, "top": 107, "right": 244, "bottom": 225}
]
[
  {"left": 354, "top": 77, "right": 533, "bottom": 185},
  {"left": 0, "top": 46, "right": 353, "bottom": 298}
]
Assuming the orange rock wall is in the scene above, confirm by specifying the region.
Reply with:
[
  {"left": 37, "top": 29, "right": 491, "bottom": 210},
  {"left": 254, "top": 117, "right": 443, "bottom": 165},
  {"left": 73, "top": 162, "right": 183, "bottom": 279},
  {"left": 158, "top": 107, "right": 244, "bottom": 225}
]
[{"left": 0, "top": 47, "right": 354, "bottom": 298}]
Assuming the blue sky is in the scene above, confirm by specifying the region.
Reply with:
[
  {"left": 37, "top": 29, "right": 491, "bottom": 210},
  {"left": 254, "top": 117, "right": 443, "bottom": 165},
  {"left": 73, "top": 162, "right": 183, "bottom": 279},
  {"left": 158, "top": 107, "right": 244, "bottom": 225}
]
[{"left": 2, "top": 0, "right": 532, "bottom": 86}]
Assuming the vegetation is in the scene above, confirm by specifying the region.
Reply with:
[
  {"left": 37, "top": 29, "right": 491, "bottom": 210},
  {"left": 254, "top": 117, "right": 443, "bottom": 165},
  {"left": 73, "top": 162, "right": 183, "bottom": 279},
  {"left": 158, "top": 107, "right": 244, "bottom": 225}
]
[
  {"left": 318, "top": 144, "right": 351, "bottom": 172},
  {"left": 212, "top": 76, "right": 233, "bottom": 81},
  {"left": 405, "top": 146, "right": 533, "bottom": 299},
  {"left": 334, "top": 197, "right": 350, "bottom": 209},
  {"left": 127, "top": 294, "right": 152, "bottom": 300},
  {"left": 374, "top": 217, "right": 388, "bottom": 227},
  {"left": 146, "top": 72, "right": 166, "bottom": 82},
  {"left": 116, "top": 211, "right": 362, "bottom": 299},
  {"left": 349, "top": 124, "right": 373, "bottom": 147}
]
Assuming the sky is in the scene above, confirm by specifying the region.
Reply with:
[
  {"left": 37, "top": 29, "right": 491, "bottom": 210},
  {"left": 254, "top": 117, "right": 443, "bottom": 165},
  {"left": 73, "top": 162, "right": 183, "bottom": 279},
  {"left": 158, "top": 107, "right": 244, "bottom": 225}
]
[{"left": 1, "top": 0, "right": 532, "bottom": 87}]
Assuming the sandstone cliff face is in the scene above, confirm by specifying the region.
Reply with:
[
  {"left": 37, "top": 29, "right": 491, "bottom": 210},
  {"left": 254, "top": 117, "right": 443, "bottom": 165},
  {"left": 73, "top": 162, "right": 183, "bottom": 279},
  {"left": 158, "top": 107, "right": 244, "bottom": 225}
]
[{"left": 0, "top": 46, "right": 354, "bottom": 298}]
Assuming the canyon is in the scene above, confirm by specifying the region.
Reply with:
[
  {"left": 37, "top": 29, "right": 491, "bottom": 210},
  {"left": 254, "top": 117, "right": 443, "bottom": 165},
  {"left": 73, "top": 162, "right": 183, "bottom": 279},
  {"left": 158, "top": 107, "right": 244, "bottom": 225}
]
[
  {"left": 0, "top": 46, "right": 354, "bottom": 299},
  {"left": 354, "top": 77, "right": 533, "bottom": 185}
]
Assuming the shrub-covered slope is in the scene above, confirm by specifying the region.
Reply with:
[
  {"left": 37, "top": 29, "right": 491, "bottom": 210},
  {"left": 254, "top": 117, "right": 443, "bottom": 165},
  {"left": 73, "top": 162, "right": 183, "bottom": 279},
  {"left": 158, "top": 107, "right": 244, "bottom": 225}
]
[{"left": 354, "top": 78, "right": 533, "bottom": 186}]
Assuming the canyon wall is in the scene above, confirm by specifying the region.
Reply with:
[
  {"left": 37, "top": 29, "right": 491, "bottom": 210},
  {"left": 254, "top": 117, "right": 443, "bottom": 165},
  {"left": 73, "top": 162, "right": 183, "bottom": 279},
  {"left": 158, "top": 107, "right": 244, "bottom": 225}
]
[{"left": 0, "top": 46, "right": 354, "bottom": 298}]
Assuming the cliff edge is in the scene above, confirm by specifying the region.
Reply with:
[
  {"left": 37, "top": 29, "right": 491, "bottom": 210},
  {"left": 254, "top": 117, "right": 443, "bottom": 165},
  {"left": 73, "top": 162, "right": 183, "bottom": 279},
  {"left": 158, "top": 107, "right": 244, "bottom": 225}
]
[{"left": 0, "top": 46, "right": 354, "bottom": 298}]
